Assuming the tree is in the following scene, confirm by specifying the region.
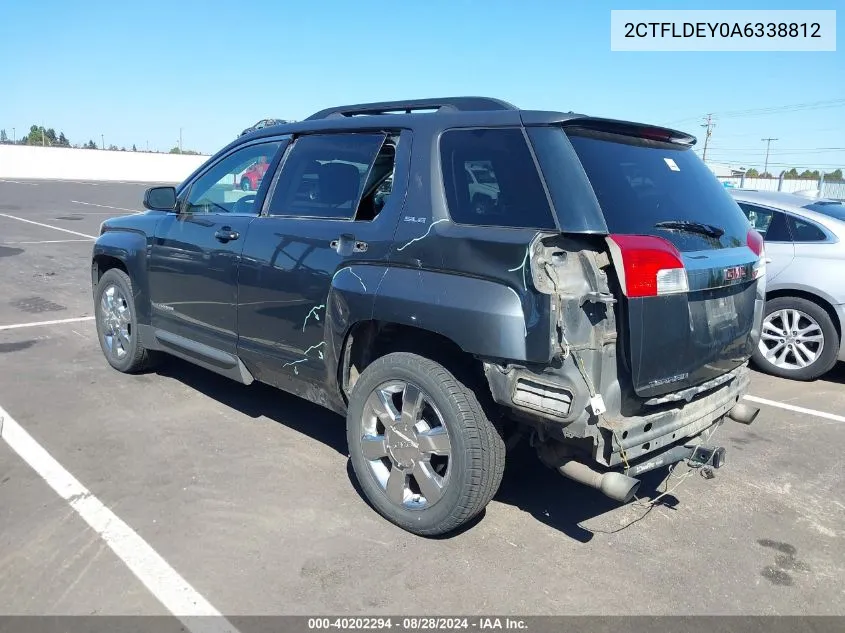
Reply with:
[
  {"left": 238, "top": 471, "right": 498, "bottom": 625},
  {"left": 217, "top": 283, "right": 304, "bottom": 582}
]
[
  {"left": 827, "top": 169, "right": 843, "bottom": 181},
  {"left": 784, "top": 168, "right": 799, "bottom": 179},
  {"left": 108, "top": 144, "right": 118, "bottom": 151},
  {"left": 23, "top": 125, "right": 62, "bottom": 146},
  {"left": 0, "top": 129, "right": 7, "bottom": 144},
  {"left": 85, "top": 140, "right": 98, "bottom": 149},
  {"left": 169, "top": 146, "right": 201, "bottom": 155},
  {"left": 25, "top": 125, "right": 41, "bottom": 145},
  {"left": 760, "top": 172, "right": 773, "bottom": 178},
  {"left": 132, "top": 144, "right": 137, "bottom": 152},
  {"left": 745, "top": 167, "right": 759, "bottom": 177},
  {"left": 58, "top": 132, "right": 69, "bottom": 147}
]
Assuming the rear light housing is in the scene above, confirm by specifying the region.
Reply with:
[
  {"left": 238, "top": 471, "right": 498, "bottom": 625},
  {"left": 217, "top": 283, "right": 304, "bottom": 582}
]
[
  {"left": 747, "top": 228, "right": 764, "bottom": 256},
  {"left": 607, "top": 234, "right": 688, "bottom": 298},
  {"left": 747, "top": 229, "right": 766, "bottom": 279}
]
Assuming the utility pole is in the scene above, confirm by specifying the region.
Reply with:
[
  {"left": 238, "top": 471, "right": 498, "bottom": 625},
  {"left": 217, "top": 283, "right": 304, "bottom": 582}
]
[
  {"left": 761, "top": 137, "right": 778, "bottom": 175},
  {"left": 179, "top": 128, "right": 183, "bottom": 154},
  {"left": 701, "top": 114, "right": 715, "bottom": 163},
  {"left": 12, "top": 127, "right": 15, "bottom": 143},
  {"left": 101, "top": 134, "right": 105, "bottom": 150}
]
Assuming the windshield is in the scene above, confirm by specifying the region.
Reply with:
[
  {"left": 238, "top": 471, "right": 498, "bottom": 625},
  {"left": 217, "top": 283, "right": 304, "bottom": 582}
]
[
  {"left": 566, "top": 129, "right": 752, "bottom": 251},
  {"left": 803, "top": 201, "right": 845, "bottom": 222}
]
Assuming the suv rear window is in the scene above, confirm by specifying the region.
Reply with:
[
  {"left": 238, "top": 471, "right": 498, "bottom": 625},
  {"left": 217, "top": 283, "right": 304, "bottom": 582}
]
[
  {"left": 566, "top": 129, "right": 751, "bottom": 251},
  {"left": 440, "top": 128, "right": 556, "bottom": 230}
]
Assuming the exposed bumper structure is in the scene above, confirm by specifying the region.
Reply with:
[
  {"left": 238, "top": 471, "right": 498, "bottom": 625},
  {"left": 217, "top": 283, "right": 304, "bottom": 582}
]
[
  {"left": 530, "top": 366, "right": 759, "bottom": 503},
  {"left": 596, "top": 366, "right": 752, "bottom": 467},
  {"left": 540, "top": 399, "right": 758, "bottom": 503}
]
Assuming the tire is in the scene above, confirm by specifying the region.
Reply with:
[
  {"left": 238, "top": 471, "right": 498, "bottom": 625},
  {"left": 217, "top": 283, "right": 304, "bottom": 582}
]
[
  {"left": 752, "top": 296, "right": 840, "bottom": 381},
  {"left": 346, "top": 352, "right": 506, "bottom": 536},
  {"left": 240, "top": 177, "right": 252, "bottom": 191},
  {"left": 94, "top": 268, "right": 157, "bottom": 373}
]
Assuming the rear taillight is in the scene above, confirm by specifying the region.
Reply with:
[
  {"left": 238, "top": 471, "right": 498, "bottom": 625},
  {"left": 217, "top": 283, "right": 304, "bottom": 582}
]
[
  {"left": 747, "top": 229, "right": 764, "bottom": 256},
  {"left": 607, "top": 234, "right": 689, "bottom": 298},
  {"left": 747, "top": 229, "right": 766, "bottom": 279}
]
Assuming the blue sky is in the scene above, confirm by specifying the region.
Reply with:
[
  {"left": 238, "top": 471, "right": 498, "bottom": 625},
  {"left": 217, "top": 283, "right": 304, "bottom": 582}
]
[{"left": 1, "top": 0, "right": 842, "bottom": 171}]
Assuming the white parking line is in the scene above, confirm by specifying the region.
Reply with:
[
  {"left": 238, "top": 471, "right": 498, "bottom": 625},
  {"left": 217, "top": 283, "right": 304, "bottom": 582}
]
[
  {"left": 59, "top": 211, "right": 136, "bottom": 215},
  {"left": 71, "top": 200, "right": 140, "bottom": 213},
  {"left": 0, "top": 213, "right": 96, "bottom": 239},
  {"left": 0, "top": 179, "right": 39, "bottom": 186},
  {"left": 0, "top": 316, "right": 95, "bottom": 331},
  {"left": 6, "top": 239, "right": 93, "bottom": 244},
  {"left": 0, "top": 405, "right": 239, "bottom": 633},
  {"left": 745, "top": 395, "right": 845, "bottom": 424}
]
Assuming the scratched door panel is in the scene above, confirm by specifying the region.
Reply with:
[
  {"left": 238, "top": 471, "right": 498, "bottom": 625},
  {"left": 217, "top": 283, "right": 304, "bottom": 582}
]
[{"left": 235, "top": 130, "right": 411, "bottom": 390}]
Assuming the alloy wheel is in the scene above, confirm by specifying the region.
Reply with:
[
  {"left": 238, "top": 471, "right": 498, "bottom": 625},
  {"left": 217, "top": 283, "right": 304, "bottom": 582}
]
[
  {"left": 99, "top": 284, "right": 132, "bottom": 360},
  {"left": 759, "top": 308, "right": 825, "bottom": 370},
  {"left": 360, "top": 380, "right": 452, "bottom": 510}
]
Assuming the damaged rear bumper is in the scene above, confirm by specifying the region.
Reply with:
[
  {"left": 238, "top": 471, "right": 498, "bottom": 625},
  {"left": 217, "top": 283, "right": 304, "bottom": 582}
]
[
  {"left": 490, "top": 361, "right": 758, "bottom": 502},
  {"left": 534, "top": 370, "right": 758, "bottom": 502},
  {"left": 595, "top": 365, "right": 752, "bottom": 467}
]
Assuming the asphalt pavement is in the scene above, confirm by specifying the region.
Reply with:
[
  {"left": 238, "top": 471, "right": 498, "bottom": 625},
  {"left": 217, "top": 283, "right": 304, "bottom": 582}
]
[{"left": 0, "top": 178, "right": 843, "bottom": 618}]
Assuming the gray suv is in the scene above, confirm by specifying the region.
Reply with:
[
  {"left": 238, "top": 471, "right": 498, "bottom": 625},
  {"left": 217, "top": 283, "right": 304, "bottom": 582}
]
[{"left": 91, "top": 97, "right": 765, "bottom": 536}]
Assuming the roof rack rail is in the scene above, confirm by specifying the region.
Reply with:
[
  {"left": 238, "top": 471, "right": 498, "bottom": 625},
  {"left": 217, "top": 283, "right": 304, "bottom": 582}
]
[{"left": 304, "top": 97, "right": 518, "bottom": 121}]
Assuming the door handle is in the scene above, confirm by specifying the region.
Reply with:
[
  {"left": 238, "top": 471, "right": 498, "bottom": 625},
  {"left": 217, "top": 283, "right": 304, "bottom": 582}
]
[
  {"left": 215, "top": 227, "right": 240, "bottom": 242},
  {"left": 330, "top": 235, "right": 367, "bottom": 254}
]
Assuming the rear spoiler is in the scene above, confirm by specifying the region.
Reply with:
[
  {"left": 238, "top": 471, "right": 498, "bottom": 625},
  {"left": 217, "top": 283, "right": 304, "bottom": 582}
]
[{"left": 560, "top": 117, "right": 697, "bottom": 146}]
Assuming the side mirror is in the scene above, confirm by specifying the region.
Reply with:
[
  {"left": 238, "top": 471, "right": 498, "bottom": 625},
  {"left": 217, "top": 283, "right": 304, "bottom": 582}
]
[{"left": 143, "top": 186, "right": 178, "bottom": 212}]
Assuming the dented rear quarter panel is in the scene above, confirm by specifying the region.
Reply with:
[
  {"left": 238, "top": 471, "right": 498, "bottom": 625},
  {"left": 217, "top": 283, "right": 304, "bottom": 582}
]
[{"left": 377, "top": 118, "right": 561, "bottom": 364}]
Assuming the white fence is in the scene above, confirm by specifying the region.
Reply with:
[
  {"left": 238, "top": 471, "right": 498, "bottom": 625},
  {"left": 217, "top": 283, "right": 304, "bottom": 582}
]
[
  {"left": 718, "top": 175, "right": 845, "bottom": 200},
  {"left": 0, "top": 145, "right": 210, "bottom": 183}
]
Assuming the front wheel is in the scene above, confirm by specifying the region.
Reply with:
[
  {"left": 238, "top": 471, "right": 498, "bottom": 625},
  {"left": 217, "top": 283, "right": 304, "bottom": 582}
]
[
  {"left": 752, "top": 296, "right": 840, "bottom": 381},
  {"left": 94, "top": 268, "right": 157, "bottom": 373},
  {"left": 346, "top": 352, "right": 505, "bottom": 536}
]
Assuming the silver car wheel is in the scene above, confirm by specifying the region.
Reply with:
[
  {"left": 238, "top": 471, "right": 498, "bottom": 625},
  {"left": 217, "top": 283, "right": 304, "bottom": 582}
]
[
  {"left": 759, "top": 308, "right": 825, "bottom": 370},
  {"left": 99, "top": 284, "right": 132, "bottom": 360},
  {"left": 360, "top": 380, "right": 452, "bottom": 510}
]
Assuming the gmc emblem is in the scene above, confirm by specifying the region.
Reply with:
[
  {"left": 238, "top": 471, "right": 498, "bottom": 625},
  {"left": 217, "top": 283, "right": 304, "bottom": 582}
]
[{"left": 724, "top": 266, "right": 747, "bottom": 281}]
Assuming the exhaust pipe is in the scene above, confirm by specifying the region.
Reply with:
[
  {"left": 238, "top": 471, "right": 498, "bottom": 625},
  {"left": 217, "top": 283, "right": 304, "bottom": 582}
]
[
  {"left": 728, "top": 402, "right": 760, "bottom": 425},
  {"left": 557, "top": 460, "right": 641, "bottom": 503}
]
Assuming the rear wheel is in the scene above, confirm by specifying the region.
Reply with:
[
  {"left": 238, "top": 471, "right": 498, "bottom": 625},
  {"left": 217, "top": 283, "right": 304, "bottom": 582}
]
[
  {"left": 346, "top": 352, "right": 505, "bottom": 536},
  {"left": 752, "top": 296, "right": 839, "bottom": 381},
  {"left": 94, "top": 268, "right": 157, "bottom": 373}
]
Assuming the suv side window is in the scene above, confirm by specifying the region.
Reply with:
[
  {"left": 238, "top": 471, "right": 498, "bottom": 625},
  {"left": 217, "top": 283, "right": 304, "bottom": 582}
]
[
  {"left": 737, "top": 203, "right": 791, "bottom": 242},
  {"left": 183, "top": 141, "right": 281, "bottom": 215},
  {"left": 440, "top": 128, "right": 556, "bottom": 230},
  {"left": 267, "top": 133, "right": 395, "bottom": 221}
]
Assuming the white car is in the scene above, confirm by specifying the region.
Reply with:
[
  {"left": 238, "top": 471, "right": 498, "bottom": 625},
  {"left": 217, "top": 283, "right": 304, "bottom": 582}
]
[{"left": 730, "top": 189, "right": 845, "bottom": 380}]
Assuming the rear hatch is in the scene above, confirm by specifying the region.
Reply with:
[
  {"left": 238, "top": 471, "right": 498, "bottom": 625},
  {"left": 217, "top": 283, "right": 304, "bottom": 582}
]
[{"left": 561, "top": 123, "right": 764, "bottom": 399}]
